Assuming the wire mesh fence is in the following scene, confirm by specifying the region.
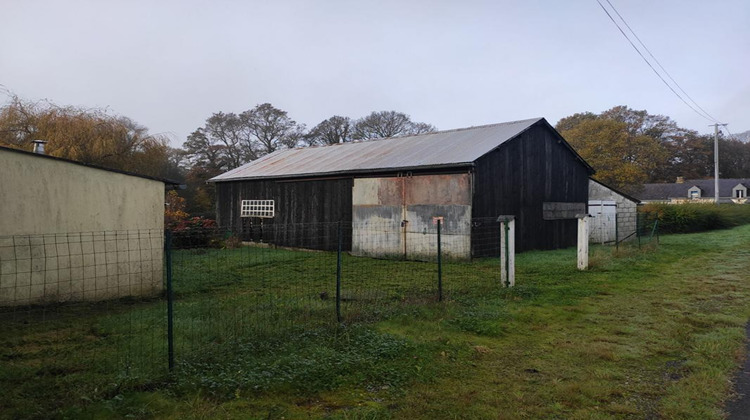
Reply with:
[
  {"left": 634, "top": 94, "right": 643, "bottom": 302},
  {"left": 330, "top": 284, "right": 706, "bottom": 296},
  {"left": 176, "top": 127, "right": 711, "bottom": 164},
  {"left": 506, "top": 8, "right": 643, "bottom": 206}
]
[
  {"left": 636, "top": 211, "right": 660, "bottom": 247},
  {"left": 1, "top": 219, "right": 514, "bottom": 413},
  {"left": 0, "top": 230, "right": 167, "bottom": 415},
  {"left": 167, "top": 219, "right": 509, "bottom": 364}
]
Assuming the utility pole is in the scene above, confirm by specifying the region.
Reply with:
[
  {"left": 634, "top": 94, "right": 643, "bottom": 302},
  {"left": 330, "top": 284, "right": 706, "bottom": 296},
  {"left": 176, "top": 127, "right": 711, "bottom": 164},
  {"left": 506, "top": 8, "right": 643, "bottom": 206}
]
[{"left": 711, "top": 123, "right": 728, "bottom": 204}]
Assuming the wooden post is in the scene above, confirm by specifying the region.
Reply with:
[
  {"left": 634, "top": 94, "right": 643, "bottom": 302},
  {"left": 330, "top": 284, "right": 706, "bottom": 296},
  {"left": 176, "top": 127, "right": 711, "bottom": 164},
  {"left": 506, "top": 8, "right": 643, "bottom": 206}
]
[
  {"left": 577, "top": 214, "right": 590, "bottom": 270},
  {"left": 497, "top": 215, "right": 515, "bottom": 287}
]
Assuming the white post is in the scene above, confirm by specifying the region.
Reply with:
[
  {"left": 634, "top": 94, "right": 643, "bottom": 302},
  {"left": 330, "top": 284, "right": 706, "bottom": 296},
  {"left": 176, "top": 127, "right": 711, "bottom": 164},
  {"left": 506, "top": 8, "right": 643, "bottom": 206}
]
[
  {"left": 498, "top": 215, "right": 515, "bottom": 287},
  {"left": 577, "top": 214, "right": 590, "bottom": 270}
]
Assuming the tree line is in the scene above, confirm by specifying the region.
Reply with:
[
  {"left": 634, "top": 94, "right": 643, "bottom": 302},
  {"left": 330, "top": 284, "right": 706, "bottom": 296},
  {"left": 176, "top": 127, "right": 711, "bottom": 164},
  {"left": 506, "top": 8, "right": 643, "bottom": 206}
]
[
  {"left": 556, "top": 106, "right": 750, "bottom": 194},
  {"left": 0, "top": 96, "right": 436, "bottom": 216},
  {"left": 2, "top": 95, "right": 749, "bottom": 216}
]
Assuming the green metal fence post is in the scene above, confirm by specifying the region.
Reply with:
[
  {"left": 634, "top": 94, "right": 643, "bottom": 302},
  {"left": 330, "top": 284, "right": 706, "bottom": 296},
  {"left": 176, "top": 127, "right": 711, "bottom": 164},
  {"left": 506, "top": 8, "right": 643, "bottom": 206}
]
[
  {"left": 437, "top": 219, "right": 442, "bottom": 302},
  {"left": 336, "top": 221, "right": 342, "bottom": 323},
  {"left": 165, "top": 230, "right": 174, "bottom": 373},
  {"left": 615, "top": 214, "right": 619, "bottom": 251},
  {"left": 650, "top": 219, "right": 659, "bottom": 243},
  {"left": 637, "top": 214, "right": 642, "bottom": 249}
]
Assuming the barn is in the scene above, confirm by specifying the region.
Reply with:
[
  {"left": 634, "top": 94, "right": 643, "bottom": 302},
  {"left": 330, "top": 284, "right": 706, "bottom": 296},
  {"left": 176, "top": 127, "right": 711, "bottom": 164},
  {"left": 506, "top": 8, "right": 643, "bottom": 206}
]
[{"left": 208, "top": 118, "right": 594, "bottom": 257}]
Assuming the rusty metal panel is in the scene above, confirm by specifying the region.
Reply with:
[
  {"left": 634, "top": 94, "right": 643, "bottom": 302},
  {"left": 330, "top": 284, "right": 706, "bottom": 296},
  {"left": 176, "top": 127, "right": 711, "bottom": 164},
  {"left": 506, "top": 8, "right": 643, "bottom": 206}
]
[
  {"left": 210, "top": 118, "right": 542, "bottom": 182},
  {"left": 406, "top": 174, "right": 471, "bottom": 205},
  {"left": 352, "top": 177, "right": 403, "bottom": 206},
  {"left": 352, "top": 174, "right": 472, "bottom": 259},
  {"left": 405, "top": 204, "right": 471, "bottom": 260},
  {"left": 351, "top": 206, "right": 402, "bottom": 257}
]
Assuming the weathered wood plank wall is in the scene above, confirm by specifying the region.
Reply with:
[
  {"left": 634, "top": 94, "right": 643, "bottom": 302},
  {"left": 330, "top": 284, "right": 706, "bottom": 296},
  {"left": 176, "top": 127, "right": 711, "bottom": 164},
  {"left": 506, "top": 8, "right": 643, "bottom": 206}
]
[{"left": 472, "top": 122, "right": 591, "bottom": 252}]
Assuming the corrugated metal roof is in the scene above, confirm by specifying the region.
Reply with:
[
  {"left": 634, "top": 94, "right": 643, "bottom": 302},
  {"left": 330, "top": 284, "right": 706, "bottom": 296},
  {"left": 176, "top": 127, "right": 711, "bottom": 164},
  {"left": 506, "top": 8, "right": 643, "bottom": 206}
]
[{"left": 209, "top": 118, "right": 543, "bottom": 182}]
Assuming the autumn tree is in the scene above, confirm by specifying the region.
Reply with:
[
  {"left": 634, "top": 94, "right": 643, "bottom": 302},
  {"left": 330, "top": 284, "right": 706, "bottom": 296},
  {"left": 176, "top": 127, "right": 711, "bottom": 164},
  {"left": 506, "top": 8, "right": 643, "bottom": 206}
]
[
  {"left": 164, "top": 190, "right": 189, "bottom": 226},
  {"left": 353, "top": 111, "right": 436, "bottom": 140},
  {"left": 557, "top": 114, "right": 666, "bottom": 193},
  {"left": 599, "top": 106, "right": 684, "bottom": 141},
  {"left": 0, "top": 95, "right": 169, "bottom": 177}
]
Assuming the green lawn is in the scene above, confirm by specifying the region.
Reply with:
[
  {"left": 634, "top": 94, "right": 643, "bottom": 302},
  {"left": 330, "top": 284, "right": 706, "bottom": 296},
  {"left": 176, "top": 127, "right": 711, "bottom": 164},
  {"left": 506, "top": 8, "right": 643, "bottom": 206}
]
[{"left": 2, "top": 225, "right": 750, "bottom": 419}]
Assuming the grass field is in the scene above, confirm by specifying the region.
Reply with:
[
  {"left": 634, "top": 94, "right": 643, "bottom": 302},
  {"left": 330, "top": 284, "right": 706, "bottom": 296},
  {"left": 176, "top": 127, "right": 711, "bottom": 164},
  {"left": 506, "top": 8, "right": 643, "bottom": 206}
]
[{"left": 2, "top": 225, "right": 750, "bottom": 419}]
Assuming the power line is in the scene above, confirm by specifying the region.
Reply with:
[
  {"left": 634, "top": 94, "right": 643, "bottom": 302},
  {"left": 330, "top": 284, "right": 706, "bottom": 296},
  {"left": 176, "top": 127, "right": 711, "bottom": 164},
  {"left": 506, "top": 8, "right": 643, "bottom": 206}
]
[
  {"left": 721, "top": 125, "right": 737, "bottom": 140},
  {"left": 595, "top": 0, "right": 721, "bottom": 124},
  {"left": 603, "top": 0, "right": 720, "bottom": 123}
]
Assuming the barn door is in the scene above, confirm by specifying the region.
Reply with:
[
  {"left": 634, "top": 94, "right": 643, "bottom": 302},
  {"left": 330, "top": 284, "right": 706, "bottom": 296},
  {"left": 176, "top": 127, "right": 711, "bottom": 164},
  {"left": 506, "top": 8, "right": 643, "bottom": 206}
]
[
  {"left": 588, "top": 200, "right": 617, "bottom": 244},
  {"left": 352, "top": 174, "right": 472, "bottom": 259}
]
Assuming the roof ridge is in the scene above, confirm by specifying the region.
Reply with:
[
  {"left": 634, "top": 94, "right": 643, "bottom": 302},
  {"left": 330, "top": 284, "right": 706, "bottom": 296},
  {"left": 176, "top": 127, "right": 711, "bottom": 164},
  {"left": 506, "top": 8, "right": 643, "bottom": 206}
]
[
  {"left": 291, "top": 117, "right": 544, "bottom": 151},
  {"left": 644, "top": 177, "right": 750, "bottom": 185},
  {"left": 208, "top": 117, "right": 552, "bottom": 182}
]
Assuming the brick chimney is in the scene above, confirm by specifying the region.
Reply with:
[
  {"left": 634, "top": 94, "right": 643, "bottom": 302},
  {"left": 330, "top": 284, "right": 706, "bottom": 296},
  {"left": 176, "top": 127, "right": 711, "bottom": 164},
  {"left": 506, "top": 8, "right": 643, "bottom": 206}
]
[{"left": 676, "top": 176, "right": 684, "bottom": 184}]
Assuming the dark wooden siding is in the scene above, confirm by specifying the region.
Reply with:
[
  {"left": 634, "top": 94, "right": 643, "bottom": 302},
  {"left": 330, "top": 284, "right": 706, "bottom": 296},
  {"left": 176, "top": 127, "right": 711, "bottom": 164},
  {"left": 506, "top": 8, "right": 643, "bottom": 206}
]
[
  {"left": 472, "top": 122, "right": 591, "bottom": 252},
  {"left": 215, "top": 178, "right": 353, "bottom": 251}
]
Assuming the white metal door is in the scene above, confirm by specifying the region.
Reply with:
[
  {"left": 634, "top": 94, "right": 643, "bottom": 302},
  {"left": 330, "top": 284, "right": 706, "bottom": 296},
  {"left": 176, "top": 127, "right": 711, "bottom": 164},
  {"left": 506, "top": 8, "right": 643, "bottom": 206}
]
[{"left": 588, "top": 200, "right": 617, "bottom": 244}]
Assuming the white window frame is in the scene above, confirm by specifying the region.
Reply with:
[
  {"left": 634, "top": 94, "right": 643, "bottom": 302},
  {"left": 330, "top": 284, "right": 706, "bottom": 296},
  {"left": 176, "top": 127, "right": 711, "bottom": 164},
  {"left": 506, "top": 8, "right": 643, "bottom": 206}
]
[
  {"left": 736, "top": 189, "right": 746, "bottom": 199},
  {"left": 688, "top": 187, "right": 701, "bottom": 199},
  {"left": 240, "top": 200, "right": 275, "bottom": 218}
]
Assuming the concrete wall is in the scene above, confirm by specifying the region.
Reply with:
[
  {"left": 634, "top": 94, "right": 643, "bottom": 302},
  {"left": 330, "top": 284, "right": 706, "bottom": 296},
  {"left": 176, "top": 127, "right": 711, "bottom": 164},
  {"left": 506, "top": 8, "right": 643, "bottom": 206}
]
[
  {"left": 352, "top": 174, "right": 472, "bottom": 260},
  {"left": 588, "top": 180, "right": 638, "bottom": 242},
  {"left": 0, "top": 150, "right": 165, "bottom": 306}
]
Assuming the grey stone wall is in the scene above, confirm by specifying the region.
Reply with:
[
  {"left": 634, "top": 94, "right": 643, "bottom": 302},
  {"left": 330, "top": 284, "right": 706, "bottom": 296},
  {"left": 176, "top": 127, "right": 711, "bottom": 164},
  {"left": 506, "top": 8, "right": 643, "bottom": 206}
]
[{"left": 589, "top": 180, "right": 638, "bottom": 242}]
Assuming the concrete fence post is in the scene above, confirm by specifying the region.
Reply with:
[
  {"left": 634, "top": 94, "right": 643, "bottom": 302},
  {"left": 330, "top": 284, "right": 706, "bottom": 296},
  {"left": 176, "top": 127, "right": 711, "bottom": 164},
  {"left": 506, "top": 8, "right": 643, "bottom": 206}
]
[
  {"left": 497, "top": 215, "right": 515, "bottom": 287},
  {"left": 577, "top": 214, "right": 590, "bottom": 271}
]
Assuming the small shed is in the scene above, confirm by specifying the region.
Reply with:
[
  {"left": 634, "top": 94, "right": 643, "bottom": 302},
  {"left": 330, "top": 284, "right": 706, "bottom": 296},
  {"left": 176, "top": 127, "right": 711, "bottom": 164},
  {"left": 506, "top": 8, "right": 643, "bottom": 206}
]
[
  {"left": 588, "top": 178, "right": 640, "bottom": 244},
  {"left": 0, "top": 145, "right": 178, "bottom": 306},
  {"left": 209, "top": 118, "right": 594, "bottom": 257}
]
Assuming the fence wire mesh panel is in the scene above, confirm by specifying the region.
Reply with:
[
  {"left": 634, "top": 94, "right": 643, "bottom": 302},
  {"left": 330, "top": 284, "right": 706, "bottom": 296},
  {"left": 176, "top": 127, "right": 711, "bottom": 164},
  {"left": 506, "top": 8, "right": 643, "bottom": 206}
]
[
  {"left": 0, "top": 230, "right": 167, "bottom": 415},
  {"left": 168, "top": 223, "right": 340, "bottom": 372},
  {"left": 636, "top": 211, "right": 660, "bottom": 246},
  {"left": 1, "top": 220, "right": 512, "bottom": 413},
  {"left": 167, "top": 219, "right": 509, "bottom": 333}
]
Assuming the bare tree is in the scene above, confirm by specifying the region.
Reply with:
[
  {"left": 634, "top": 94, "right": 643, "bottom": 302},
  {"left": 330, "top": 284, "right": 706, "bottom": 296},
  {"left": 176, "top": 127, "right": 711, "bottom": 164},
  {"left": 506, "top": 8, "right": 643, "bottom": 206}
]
[
  {"left": 353, "top": 111, "right": 436, "bottom": 140},
  {"left": 304, "top": 115, "right": 353, "bottom": 145},
  {"left": 240, "top": 103, "right": 305, "bottom": 154}
]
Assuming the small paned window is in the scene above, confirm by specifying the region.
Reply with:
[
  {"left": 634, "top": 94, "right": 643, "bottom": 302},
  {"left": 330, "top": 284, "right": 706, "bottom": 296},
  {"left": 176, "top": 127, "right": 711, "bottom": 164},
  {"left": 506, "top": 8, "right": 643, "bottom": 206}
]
[
  {"left": 240, "top": 200, "right": 275, "bottom": 218},
  {"left": 689, "top": 190, "right": 700, "bottom": 199},
  {"left": 737, "top": 189, "right": 746, "bottom": 198}
]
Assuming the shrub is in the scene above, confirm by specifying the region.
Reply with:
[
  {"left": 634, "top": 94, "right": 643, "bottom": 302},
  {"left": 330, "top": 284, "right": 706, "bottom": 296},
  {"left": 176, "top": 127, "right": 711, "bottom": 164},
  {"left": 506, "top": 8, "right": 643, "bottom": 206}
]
[
  {"left": 168, "top": 216, "right": 220, "bottom": 248},
  {"left": 639, "top": 203, "right": 750, "bottom": 234}
]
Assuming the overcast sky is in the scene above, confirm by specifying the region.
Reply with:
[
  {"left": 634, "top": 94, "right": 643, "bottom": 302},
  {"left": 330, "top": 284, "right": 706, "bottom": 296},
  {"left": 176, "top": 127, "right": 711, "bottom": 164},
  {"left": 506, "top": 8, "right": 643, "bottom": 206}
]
[{"left": 2, "top": 0, "right": 748, "bottom": 146}]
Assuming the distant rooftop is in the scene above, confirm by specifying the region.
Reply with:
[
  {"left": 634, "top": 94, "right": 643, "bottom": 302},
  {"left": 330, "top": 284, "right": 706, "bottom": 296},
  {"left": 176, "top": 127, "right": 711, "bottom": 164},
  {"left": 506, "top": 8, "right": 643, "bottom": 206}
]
[
  {"left": 638, "top": 178, "right": 750, "bottom": 200},
  {"left": 210, "top": 118, "right": 563, "bottom": 182}
]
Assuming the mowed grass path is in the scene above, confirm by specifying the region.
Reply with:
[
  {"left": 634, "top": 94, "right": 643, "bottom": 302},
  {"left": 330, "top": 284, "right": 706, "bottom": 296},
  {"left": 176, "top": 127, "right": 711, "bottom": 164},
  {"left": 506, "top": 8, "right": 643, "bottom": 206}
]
[{"left": 3, "top": 225, "right": 750, "bottom": 419}]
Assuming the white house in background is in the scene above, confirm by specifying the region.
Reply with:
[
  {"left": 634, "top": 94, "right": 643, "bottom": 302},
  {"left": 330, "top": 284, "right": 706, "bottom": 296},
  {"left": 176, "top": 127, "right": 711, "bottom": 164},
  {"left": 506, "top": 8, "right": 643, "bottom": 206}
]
[
  {"left": 0, "top": 145, "right": 178, "bottom": 306},
  {"left": 638, "top": 178, "right": 750, "bottom": 204},
  {"left": 588, "top": 178, "right": 640, "bottom": 244}
]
